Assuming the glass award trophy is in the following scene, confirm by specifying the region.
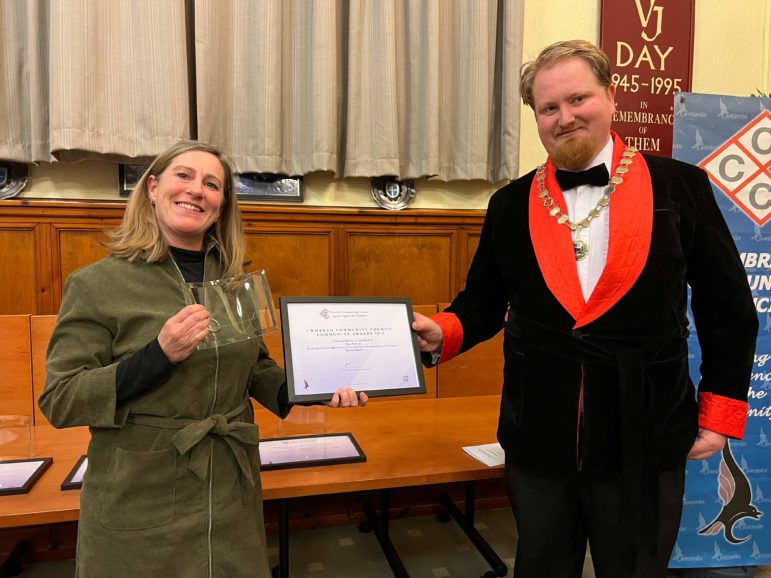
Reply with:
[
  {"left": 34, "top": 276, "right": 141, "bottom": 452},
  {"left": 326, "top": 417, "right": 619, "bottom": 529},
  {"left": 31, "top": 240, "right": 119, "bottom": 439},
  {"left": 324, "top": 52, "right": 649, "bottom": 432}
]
[{"left": 184, "top": 270, "right": 278, "bottom": 350}]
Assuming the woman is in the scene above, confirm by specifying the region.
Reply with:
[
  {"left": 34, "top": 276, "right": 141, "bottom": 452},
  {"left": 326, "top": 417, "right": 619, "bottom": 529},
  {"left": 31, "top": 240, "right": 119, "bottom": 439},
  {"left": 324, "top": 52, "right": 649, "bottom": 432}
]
[{"left": 39, "top": 140, "right": 366, "bottom": 577}]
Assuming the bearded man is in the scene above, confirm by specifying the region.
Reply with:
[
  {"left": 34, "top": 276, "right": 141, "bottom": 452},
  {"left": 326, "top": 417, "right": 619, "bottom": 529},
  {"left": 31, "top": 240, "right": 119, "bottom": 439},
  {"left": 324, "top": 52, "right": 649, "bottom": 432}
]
[{"left": 413, "top": 40, "right": 758, "bottom": 578}]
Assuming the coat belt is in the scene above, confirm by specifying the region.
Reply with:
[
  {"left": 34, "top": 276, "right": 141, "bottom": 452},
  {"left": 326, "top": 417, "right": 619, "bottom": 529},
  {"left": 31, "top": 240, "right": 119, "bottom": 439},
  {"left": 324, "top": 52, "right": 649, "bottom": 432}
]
[
  {"left": 127, "top": 399, "right": 260, "bottom": 486},
  {"left": 505, "top": 314, "right": 686, "bottom": 575}
]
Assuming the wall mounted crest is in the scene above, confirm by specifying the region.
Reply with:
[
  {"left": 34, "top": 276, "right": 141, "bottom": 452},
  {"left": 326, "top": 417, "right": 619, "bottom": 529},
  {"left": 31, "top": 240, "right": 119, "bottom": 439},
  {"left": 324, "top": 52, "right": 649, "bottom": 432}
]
[{"left": 371, "top": 177, "right": 415, "bottom": 210}]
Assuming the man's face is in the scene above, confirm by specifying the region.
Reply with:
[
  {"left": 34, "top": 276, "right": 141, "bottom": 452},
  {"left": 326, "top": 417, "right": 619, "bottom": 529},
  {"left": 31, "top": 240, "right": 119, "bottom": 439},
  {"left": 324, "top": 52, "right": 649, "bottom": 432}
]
[{"left": 531, "top": 57, "right": 616, "bottom": 169}]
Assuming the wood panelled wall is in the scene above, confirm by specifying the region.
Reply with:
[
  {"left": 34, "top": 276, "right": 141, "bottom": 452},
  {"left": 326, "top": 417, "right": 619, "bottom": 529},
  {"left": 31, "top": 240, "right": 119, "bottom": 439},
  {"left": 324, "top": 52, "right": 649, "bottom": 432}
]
[{"left": 0, "top": 200, "right": 485, "bottom": 315}]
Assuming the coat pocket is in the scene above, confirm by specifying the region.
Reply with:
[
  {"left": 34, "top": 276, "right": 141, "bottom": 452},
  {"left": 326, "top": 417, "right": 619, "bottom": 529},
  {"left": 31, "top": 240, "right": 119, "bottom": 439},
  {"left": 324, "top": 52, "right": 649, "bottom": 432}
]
[{"left": 99, "top": 447, "right": 176, "bottom": 530}]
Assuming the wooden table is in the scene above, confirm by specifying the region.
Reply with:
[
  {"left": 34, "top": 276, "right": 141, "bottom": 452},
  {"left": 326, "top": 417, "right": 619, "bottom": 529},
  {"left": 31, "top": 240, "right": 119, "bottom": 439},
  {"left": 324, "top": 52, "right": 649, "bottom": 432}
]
[
  {"left": 0, "top": 426, "right": 89, "bottom": 530},
  {"left": 259, "top": 396, "right": 503, "bottom": 497},
  {"left": 1, "top": 396, "right": 507, "bottom": 577}
]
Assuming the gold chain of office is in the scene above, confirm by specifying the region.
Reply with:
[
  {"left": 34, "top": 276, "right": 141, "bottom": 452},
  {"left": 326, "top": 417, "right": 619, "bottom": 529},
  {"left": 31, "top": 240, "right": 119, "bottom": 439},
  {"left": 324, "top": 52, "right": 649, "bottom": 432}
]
[{"left": 535, "top": 146, "right": 638, "bottom": 232}]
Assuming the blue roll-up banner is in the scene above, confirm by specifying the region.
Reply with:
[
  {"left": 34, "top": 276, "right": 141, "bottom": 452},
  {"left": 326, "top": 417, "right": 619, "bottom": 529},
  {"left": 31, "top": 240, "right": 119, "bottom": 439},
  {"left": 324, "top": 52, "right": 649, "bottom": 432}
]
[{"left": 670, "top": 92, "right": 771, "bottom": 569}]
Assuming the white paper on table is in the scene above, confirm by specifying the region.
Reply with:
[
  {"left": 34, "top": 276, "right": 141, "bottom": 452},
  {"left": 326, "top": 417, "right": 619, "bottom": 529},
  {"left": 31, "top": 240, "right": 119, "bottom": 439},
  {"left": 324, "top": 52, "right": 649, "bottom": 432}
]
[{"left": 462, "top": 442, "right": 505, "bottom": 467}]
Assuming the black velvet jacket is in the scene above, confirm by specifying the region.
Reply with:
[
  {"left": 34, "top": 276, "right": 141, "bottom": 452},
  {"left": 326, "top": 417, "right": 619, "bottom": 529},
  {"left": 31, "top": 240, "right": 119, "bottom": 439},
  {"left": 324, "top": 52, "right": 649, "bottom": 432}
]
[{"left": 446, "top": 154, "right": 758, "bottom": 475}]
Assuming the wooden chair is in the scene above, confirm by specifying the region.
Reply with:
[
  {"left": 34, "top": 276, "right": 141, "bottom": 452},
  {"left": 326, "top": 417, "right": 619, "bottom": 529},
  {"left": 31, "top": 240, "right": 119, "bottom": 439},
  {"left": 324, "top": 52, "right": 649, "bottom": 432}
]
[
  {"left": 0, "top": 315, "right": 33, "bottom": 419},
  {"left": 30, "top": 316, "right": 57, "bottom": 426}
]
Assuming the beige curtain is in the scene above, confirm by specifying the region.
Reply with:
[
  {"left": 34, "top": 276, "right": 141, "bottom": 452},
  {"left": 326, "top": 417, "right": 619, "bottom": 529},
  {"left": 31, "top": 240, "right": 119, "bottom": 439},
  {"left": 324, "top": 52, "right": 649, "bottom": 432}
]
[
  {"left": 195, "top": 0, "right": 340, "bottom": 175},
  {"left": 1, "top": 0, "right": 523, "bottom": 180},
  {"left": 48, "top": 0, "right": 190, "bottom": 162},
  {"left": 196, "top": 0, "right": 524, "bottom": 182},
  {"left": 0, "top": 0, "right": 50, "bottom": 163}
]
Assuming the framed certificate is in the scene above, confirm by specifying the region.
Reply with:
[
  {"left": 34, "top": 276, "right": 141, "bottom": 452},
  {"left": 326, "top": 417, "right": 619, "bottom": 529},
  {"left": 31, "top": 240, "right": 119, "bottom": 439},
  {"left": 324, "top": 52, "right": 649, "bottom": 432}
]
[
  {"left": 259, "top": 433, "right": 366, "bottom": 471},
  {"left": 61, "top": 455, "right": 88, "bottom": 491},
  {"left": 0, "top": 457, "right": 53, "bottom": 496},
  {"left": 280, "top": 296, "right": 427, "bottom": 403}
]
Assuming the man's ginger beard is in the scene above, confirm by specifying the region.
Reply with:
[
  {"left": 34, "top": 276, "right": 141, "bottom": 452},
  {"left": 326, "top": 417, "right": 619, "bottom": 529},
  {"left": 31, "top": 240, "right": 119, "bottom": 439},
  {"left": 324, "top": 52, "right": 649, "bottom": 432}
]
[{"left": 550, "top": 133, "right": 597, "bottom": 171}]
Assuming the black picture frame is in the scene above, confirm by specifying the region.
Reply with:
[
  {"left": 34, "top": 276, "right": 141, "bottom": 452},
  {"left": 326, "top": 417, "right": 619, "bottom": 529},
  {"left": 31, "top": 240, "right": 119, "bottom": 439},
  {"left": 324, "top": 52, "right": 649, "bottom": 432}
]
[
  {"left": 235, "top": 173, "right": 304, "bottom": 202},
  {"left": 279, "top": 296, "right": 427, "bottom": 404},
  {"left": 119, "top": 164, "right": 149, "bottom": 197},
  {"left": 0, "top": 457, "right": 53, "bottom": 496},
  {"left": 60, "top": 455, "right": 88, "bottom": 491},
  {"left": 259, "top": 432, "right": 366, "bottom": 471}
]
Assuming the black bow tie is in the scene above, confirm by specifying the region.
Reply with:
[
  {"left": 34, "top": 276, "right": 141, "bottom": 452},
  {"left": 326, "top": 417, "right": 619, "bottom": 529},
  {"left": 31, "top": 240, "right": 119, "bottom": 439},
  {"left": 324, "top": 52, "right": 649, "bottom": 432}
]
[{"left": 555, "top": 164, "right": 609, "bottom": 190}]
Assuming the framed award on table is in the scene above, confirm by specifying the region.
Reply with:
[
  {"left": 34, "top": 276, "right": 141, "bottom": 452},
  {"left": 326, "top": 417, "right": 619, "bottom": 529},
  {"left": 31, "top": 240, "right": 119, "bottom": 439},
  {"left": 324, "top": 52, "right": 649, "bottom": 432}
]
[
  {"left": 0, "top": 457, "right": 52, "bottom": 496},
  {"left": 279, "top": 297, "right": 427, "bottom": 403},
  {"left": 259, "top": 433, "right": 366, "bottom": 471},
  {"left": 61, "top": 455, "right": 88, "bottom": 491}
]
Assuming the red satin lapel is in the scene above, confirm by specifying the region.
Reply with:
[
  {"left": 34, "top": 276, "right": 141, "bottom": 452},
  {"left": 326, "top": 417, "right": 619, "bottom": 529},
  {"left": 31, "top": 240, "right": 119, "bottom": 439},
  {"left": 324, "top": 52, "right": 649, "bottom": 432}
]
[
  {"left": 528, "top": 134, "right": 653, "bottom": 328},
  {"left": 529, "top": 162, "right": 587, "bottom": 319},
  {"left": 575, "top": 141, "right": 652, "bottom": 327}
]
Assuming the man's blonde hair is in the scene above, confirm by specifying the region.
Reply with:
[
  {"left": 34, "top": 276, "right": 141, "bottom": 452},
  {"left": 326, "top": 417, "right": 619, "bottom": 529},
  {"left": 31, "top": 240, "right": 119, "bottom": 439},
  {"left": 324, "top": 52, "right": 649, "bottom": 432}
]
[
  {"left": 105, "top": 140, "right": 246, "bottom": 279},
  {"left": 520, "top": 40, "right": 613, "bottom": 109}
]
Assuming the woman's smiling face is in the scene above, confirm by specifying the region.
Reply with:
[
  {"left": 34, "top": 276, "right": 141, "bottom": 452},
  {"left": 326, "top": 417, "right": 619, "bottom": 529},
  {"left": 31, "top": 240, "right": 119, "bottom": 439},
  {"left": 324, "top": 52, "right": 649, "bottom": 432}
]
[{"left": 147, "top": 150, "right": 225, "bottom": 250}]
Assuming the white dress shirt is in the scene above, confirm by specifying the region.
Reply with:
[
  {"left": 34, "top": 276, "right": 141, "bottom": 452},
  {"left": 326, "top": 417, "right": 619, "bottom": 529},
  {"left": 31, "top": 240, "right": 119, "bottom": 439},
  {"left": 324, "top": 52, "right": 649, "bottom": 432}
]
[{"left": 560, "top": 136, "right": 614, "bottom": 301}]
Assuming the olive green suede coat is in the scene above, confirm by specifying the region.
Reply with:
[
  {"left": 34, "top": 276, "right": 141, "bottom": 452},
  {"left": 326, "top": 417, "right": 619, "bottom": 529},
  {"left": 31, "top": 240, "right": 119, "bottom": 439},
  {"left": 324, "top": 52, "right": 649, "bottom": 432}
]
[{"left": 39, "top": 250, "right": 287, "bottom": 578}]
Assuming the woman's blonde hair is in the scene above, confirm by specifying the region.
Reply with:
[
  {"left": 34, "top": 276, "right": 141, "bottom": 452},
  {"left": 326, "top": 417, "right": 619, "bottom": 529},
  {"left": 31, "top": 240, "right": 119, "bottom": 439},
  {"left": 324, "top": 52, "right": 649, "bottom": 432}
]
[
  {"left": 520, "top": 40, "right": 613, "bottom": 109},
  {"left": 105, "top": 140, "right": 246, "bottom": 279}
]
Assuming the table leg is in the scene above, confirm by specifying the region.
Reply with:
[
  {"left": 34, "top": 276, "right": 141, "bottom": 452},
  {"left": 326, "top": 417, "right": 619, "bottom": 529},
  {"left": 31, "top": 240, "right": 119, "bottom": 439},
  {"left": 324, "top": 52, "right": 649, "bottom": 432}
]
[
  {"left": 439, "top": 482, "right": 507, "bottom": 577},
  {"left": 0, "top": 539, "right": 31, "bottom": 578},
  {"left": 363, "top": 489, "right": 409, "bottom": 577},
  {"left": 271, "top": 499, "right": 290, "bottom": 578}
]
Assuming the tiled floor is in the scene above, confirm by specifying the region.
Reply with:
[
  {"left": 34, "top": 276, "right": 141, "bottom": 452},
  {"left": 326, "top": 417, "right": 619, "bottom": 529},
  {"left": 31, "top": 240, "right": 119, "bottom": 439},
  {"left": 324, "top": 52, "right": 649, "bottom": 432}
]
[{"left": 16, "top": 508, "right": 771, "bottom": 577}]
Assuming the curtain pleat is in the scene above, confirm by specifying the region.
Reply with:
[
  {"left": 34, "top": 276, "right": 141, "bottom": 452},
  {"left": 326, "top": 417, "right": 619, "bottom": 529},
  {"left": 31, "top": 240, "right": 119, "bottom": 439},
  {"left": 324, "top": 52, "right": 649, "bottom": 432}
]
[
  {"left": 396, "top": 0, "right": 440, "bottom": 180},
  {"left": 0, "top": 0, "right": 50, "bottom": 163},
  {"left": 48, "top": 0, "right": 190, "bottom": 162},
  {"left": 489, "top": 0, "right": 524, "bottom": 182},
  {"left": 342, "top": 0, "right": 401, "bottom": 177},
  {"left": 0, "top": 0, "right": 523, "bottom": 182}
]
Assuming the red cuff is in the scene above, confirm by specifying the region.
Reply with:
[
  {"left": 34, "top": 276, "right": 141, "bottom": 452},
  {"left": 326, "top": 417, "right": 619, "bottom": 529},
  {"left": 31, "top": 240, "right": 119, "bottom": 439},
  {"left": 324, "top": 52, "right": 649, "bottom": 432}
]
[
  {"left": 698, "top": 391, "right": 748, "bottom": 439},
  {"left": 432, "top": 312, "right": 463, "bottom": 363}
]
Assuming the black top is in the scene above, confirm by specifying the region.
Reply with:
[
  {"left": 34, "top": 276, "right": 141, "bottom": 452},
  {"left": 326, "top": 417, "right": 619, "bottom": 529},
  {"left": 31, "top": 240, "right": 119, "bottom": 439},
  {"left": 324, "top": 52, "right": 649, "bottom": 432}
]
[{"left": 170, "top": 246, "right": 206, "bottom": 285}]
